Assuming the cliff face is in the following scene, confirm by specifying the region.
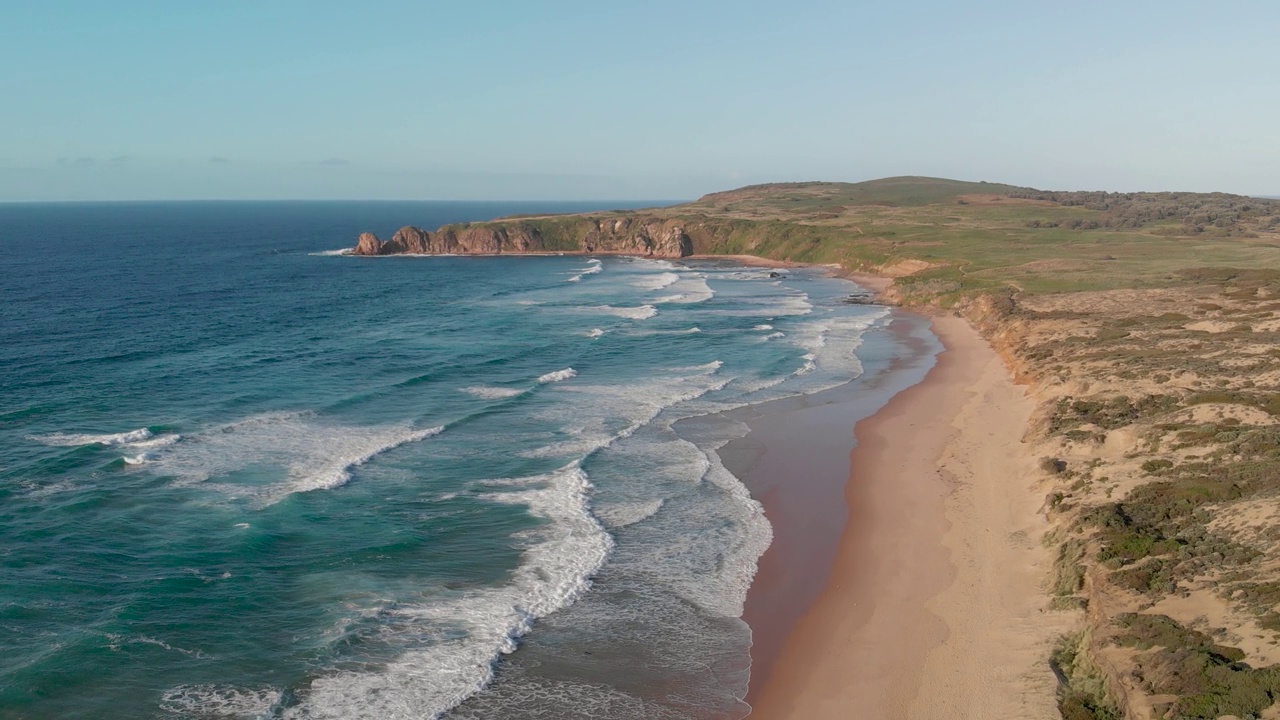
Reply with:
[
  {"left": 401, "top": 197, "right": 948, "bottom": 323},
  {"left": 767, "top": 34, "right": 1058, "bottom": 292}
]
[{"left": 352, "top": 216, "right": 693, "bottom": 258}]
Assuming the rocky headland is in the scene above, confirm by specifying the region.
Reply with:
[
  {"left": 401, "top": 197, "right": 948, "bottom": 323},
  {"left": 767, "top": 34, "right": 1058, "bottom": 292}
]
[{"left": 352, "top": 215, "right": 693, "bottom": 258}]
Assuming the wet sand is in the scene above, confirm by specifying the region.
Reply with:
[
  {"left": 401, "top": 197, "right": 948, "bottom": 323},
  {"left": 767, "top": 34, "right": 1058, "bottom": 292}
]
[
  {"left": 718, "top": 310, "right": 937, "bottom": 700},
  {"left": 739, "top": 315, "right": 1067, "bottom": 718}
]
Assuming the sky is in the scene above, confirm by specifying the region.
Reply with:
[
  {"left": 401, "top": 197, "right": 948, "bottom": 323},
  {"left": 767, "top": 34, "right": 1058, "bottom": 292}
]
[{"left": 1, "top": 0, "right": 1277, "bottom": 201}]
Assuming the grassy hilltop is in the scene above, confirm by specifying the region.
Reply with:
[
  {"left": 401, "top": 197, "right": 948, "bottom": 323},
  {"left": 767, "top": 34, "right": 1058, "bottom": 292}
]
[
  {"left": 515, "top": 177, "right": 1280, "bottom": 720},
  {"left": 654, "top": 175, "right": 1280, "bottom": 301}
]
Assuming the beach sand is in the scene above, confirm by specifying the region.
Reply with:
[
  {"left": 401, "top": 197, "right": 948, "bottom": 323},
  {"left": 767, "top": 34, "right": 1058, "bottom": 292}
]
[{"left": 742, "top": 315, "right": 1070, "bottom": 719}]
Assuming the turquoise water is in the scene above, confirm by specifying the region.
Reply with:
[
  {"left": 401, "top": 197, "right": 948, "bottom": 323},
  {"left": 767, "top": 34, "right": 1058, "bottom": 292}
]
[{"left": 0, "top": 202, "right": 893, "bottom": 719}]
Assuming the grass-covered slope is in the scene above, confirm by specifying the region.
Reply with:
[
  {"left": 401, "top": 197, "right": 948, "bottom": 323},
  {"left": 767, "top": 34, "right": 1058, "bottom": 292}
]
[
  {"left": 650, "top": 177, "right": 1280, "bottom": 301},
  {"left": 688, "top": 176, "right": 1033, "bottom": 210}
]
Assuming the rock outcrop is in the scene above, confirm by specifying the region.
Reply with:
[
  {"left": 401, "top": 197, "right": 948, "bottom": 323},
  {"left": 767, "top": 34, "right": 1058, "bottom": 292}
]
[
  {"left": 352, "top": 216, "right": 693, "bottom": 258},
  {"left": 354, "top": 232, "right": 383, "bottom": 256}
]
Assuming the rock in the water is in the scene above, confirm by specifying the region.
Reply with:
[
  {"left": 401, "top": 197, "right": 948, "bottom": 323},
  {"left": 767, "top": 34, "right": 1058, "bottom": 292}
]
[
  {"left": 353, "top": 232, "right": 383, "bottom": 256},
  {"left": 383, "top": 226, "right": 432, "bottom": 254}
]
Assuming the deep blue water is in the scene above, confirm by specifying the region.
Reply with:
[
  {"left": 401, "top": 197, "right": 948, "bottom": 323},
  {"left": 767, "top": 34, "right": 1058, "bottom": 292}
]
[{"left": 0, "top": 202, "right": 894, "bottom": 719}]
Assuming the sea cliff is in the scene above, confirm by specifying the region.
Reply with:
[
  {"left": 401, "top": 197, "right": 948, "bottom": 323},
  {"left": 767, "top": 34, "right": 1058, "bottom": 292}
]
[{"left": 353, "top": 215, "right": 693, "bottom": 258}]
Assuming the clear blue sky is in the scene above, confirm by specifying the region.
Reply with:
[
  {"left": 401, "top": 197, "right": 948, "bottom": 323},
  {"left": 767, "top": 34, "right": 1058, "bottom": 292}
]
[{"left": 2, "top": 1, "right": 1276, "bottom": 201}]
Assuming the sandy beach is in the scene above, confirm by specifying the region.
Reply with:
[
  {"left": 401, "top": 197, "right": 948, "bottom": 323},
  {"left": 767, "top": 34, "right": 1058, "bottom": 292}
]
[{"left": 742, "top": 315, "right": 1070, "bottom": 719}]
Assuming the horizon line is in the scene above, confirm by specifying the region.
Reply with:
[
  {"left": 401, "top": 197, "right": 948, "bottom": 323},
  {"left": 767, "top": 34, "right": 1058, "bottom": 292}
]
[{"left": 0, "top": 197, "right": 690, "bottom": 206}]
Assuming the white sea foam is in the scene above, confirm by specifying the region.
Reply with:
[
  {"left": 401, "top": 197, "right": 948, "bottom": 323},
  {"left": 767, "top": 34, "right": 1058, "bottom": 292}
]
[
  {"left": 144, "top": 412, "right": 443, "bottom": 505},
  {"left": 594, "top": 499, "right": 665, "bottom": 528},
  {"left": 537, "top": 368, "right": 577, "bottom": 384},
  {"left": 586, "top": 328, "right": 606, "bottom": 338},
  {"left": 30, "top": 427, "right": 160, "bottom": 447},
  {"left": 753, "top": 324, "right": 774, "bottom": 331},
  {"left": 104, "top": 633, "right": 208, "bottom": 659},
  {"left": 653, "top": 273, "right": 714, "bottom": 304},
  {"left": 310, "top": 248, "right": 352, "bottom": 257},
  {"left": 686, "top": 448, "right": 773, "bottom": 616},
  {"left": 270, "top": 463, "right": 612, "bottom": 720},
  {"left": 586, "top": 432, "right": 770, "bottom": 619},
  {"left": 130, "top": 433, "right": 182, "bottom": 449},
  {"left": 767, "top": 308, "right": 889, "bottom": 395},
  {"left": 706, "top": 291, "right": 810, "bottom": 317},
  {"left": 460, "top": 386, "right": 527, "bottom": 400},
  {"left": 566, "top": 262, "right": 603, "bottom": 283},
  {"left": 591, "top": 304, "right": 658, "bottom": 320},
  {"left": 798, "top": 353, "right": 817, "bottom": 375},
  {"left": 631, "top": 272, "right": 679, "bottom": 291},
  {"left": 669, "top": 360, "right": 723, "bottom": 374},
  {"left": 160, "top": 685, "right": 284, "bottom": 718},
  {"left": 522, "top": 366, "right": 732, "bottom": 461}
]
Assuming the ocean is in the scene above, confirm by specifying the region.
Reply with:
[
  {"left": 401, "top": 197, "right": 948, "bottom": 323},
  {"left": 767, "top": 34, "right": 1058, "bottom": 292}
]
[{"left": 0, "top": 201, "right": 901, "bottom": 719}]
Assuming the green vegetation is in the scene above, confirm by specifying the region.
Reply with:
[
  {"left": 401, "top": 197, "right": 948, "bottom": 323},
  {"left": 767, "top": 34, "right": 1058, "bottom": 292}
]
[
  {"left": 1115, "top": 614, "right": 1280, "bottom": 719},
  {"left": 661, "top": 177, "right": 1280, "bottom": 299},
  {"left": 478, "top": 176, "right": 1280, "bottom": 300},
  {"left": 1048, "top": 395, "right": 1180, "bottom": 434},
  {"left": 689, "top": 176, "right": 1032, "bottom": 210},
  {"left": 1053, "top": 632, "right": 1120, "bottom": 720}
]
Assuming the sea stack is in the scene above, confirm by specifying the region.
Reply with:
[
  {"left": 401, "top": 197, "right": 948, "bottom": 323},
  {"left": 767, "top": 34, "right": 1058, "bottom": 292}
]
[{"left": 353, "top": 232, "right": 383, "bottom": 256}]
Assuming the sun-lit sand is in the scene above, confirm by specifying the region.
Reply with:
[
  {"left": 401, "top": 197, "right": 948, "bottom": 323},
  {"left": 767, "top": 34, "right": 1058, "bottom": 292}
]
[{"left": 745, "top": 316, "right": 1072, "bottom": 719}]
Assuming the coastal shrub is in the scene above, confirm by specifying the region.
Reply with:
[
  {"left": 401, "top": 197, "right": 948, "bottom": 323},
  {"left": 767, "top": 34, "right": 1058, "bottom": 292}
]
[
  {"left": 1141, "top": 458, "right": 1174, "bottom": 474},
  {"left": 1115, "top": 613, "right": 1244, "bottom": 660},
  {"left": 1111, "top": 559, "right": 1176, "bottom": 595},
  {"left": 1049, "top": 395, "right": 1179, "bottom": 433},
  {"left": 1052, "top": 632, "right": 1120, "bottom": 720},
  {"left": 1259, "top": 613, "right": 1280, "bottom": 633},
  {"left": 1112, "top": 614, "right": 1280, "bottom": 720},
  {"left": 1042, "top": 457, "right": 1068, "bottom": 475},
  {"left": 1095, "top": 328, "right": 1131, "bottom": 342},
  {"left": 1053, "top": 539, "right": 1087, "bottom": 596},
  {"left": 1096, "top": 529, "right": 1181, "bottom": 566},
  {"left": 1058, "top": 690, "right": 1119, "bottom": 720}
]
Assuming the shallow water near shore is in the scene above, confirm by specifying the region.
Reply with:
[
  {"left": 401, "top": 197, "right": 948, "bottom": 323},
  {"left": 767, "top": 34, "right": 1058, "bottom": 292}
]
[{"left": 1, "top": 202, "right": 914, "bottom": 719}]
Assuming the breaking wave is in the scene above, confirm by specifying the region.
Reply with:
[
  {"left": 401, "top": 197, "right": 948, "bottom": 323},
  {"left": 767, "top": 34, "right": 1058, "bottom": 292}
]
[{"left": 537, "top": 368, "right": 578, "bottom": 384}]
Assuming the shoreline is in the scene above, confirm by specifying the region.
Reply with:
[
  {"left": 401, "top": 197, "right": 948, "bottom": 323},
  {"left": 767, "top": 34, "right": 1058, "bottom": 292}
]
[
  {"left": 338, "top": 246, "right": 1064, "bottom": 714},
  {"left": 716, "top": 309, "right": 939, "bottom": 706},
  {"left": 739, "top": 313, "right": 1067, "bottom": 718}
]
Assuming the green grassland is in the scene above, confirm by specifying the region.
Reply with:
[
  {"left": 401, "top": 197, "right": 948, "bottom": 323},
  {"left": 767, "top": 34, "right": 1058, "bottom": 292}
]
[{"left": 647, "top": 176, "right": 1280, "bottom": 302}]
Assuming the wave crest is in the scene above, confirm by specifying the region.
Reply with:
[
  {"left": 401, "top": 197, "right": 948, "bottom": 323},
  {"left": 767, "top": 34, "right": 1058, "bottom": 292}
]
[
  {"left": 142, "top": 412, "right": 443, "bottom": 505},
  {"left": 461, "top": 386, "right": 527, "bottom": 400},
  {"left": 537, "top": 368, "right": 577, "bottom": 384},
  {"left": 31, "top": 427, "right": 158, "bottom": 447},
  {"left": 269, "top": 464, "right": 612, "bottom": 720},
  {"left": 591, "top": 305, "right": 657, "bottom": 320}
]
